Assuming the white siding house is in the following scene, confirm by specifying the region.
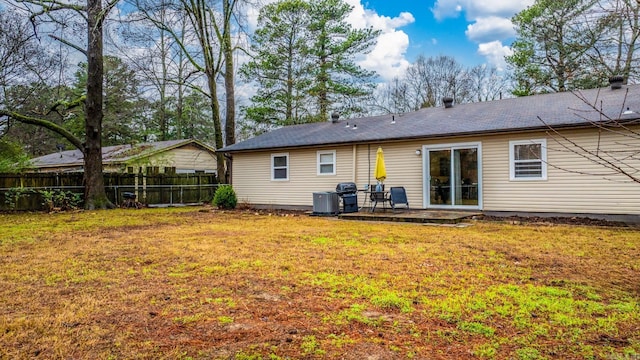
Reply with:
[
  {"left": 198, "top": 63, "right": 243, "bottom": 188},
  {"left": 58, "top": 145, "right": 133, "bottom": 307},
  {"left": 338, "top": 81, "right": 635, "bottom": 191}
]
[{"left": 222, "top": 83, "right": 640, "bottom": 220}]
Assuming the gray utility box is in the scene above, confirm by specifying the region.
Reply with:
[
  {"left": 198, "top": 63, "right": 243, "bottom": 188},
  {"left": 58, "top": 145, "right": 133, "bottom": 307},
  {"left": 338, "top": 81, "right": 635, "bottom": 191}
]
[{"left": 313, "top": 192, "right": 339, "bottom": 215}]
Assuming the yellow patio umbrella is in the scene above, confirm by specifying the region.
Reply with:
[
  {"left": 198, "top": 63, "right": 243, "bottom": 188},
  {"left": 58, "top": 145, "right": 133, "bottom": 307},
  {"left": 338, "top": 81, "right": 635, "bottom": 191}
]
[{"left": 374, "top": 147, "right": 387, "bottom": 182}]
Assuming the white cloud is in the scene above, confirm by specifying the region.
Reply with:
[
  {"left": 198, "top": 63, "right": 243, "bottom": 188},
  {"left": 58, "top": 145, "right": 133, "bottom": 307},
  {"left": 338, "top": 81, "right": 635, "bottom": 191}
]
[
  {"left": 477, "top": 40, "right": 513, "bottom": 71},
  {"left": 343, "top": 0, "right": 414, "bottom": 81},
  {"left": 243, "top": 1, "right": 413, "bottom": 81},
  {"left": 358, "top": 31, "right": 411, "bottom": 81},
  {"left": 465, "top": 16, "right": 516, "bottom": 43},
  {"left": 431, "top": 0, "right": 532, "bottom": 67},
  {"left": 432, "top": 0, "right": 534, "bottom": 21}
]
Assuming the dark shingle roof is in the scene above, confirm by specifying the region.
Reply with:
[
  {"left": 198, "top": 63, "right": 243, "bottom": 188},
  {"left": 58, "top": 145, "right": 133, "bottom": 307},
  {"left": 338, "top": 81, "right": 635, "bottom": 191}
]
[{"left": 221, "top": 85, "right": 640, "bottom": 152}]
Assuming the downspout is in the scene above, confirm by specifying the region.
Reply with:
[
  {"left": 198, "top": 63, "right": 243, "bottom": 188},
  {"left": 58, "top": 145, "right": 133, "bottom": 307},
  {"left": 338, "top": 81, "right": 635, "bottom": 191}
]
[
  {"left": 368, "top": 144, "right": 371, "bottom": 189},
  {"left": 352, "top": 144, "right": 357, "bottom": 183}
]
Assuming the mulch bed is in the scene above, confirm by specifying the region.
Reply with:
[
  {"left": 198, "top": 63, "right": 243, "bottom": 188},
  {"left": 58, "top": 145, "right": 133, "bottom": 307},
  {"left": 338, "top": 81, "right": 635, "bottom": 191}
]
[{"left": 478, "top": 214, "right": 631, "bottom": 227}]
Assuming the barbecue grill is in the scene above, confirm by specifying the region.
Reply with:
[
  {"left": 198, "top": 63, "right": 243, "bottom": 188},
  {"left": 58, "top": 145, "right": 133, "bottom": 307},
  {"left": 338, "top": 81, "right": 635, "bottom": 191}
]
[{"left": 335, "top": 182, "right": 358, "bottom": 213}]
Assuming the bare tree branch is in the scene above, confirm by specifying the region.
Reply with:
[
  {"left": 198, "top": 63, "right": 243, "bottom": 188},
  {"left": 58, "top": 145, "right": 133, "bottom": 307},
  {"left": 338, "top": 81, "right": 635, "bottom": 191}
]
[{"left": 541, "top": 89, "right": 640, "bottom": 184}]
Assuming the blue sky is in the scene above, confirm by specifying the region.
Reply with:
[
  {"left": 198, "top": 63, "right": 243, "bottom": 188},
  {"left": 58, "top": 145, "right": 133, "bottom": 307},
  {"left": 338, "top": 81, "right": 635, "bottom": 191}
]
[{"left": 341, "top": 0, "right": 535, "bottom": 80}]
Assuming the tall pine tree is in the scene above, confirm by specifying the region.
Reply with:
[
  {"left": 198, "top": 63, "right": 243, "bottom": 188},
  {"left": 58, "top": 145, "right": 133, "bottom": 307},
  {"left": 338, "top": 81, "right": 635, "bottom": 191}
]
[{"left": 240, "top": 0, "right": 379, "bottom": 133}]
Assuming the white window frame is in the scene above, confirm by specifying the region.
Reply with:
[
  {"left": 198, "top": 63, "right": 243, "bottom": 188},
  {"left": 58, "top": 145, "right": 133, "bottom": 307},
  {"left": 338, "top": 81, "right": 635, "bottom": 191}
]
[
  {"left": 509, "top": 139, "right": 547, "bottom": 181},
  {"left": 317, "top": 150, "right": 336, "bottom": 176},
  {"left": 271, "top": 153, "right": 289, "bottom": 181}
]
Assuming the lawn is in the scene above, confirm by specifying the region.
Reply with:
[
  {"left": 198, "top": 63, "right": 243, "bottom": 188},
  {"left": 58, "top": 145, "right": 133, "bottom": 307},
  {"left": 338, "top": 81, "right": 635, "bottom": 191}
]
[{"left": 0, "top": 207, "right": 639, "bottom": 359}]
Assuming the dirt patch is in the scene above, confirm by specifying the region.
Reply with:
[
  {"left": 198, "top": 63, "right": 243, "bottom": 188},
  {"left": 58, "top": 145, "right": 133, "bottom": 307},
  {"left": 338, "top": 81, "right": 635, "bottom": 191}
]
[{"left": 478, "top": 214, "right": 630, "bottom": 227}]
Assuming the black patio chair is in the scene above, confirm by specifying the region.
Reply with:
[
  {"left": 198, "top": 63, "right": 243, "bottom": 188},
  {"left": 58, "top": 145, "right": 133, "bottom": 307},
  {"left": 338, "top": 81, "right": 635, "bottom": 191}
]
[
  {"left": 370, "top": 184, "right": 391, "bottom": 212},
  {"left": 389, "top": 186, "right": 409, "bottom": 210}
]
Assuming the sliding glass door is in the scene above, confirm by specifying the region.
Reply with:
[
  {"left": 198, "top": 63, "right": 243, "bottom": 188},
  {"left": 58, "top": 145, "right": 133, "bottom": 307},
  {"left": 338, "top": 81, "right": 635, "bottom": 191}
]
[{"left": 426, "top": 143, "right": 480, "bottom": 208}]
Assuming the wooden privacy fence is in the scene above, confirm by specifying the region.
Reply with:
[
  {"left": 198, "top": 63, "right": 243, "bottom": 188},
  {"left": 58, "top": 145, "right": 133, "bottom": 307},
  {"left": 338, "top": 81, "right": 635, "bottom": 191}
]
[{"left": 0, "top": 173, "right": 220, "bottom": 211}]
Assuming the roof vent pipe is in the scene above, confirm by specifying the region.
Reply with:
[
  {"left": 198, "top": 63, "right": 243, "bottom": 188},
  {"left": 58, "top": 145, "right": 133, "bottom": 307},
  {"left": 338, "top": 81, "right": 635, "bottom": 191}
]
[
  {"left": 609, "top": 75, "right": 625, "bottom": 90},
  {"left": 443, "top": 97, "right": 454, "bottom": 108},
  {"left": 331, "top": 112, "right": 339, "bottom": 123}
]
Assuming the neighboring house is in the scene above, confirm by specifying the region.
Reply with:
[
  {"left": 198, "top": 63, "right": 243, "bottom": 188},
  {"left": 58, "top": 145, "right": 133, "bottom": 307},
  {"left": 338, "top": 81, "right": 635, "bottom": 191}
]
[
  {"left": 221, "top": 81, "right": 640, "bottom": 220},
  {"left": 30, "top": 139, "right": 217, "bottom": 174}
]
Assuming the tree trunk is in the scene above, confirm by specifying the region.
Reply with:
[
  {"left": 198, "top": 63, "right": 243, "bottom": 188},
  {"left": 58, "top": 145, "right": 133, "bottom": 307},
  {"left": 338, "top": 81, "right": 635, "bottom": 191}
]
[
  {"left": 222, "top": 0, "right": 235, "bottom": 184},
  {"left": 85, "top": 0, "right": 113, "bottom": 209}
]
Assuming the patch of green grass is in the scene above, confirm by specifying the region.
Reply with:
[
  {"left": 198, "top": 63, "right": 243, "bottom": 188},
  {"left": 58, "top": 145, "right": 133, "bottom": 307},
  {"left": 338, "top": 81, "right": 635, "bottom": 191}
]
[
  {"left": 515, "top": 346, "right": 543, "bottom": 360},
  {"left": 234, "top": 352, "right": 264, "bottom": 360},
  {"left": 457, "top": 321, "right": 495, "bottom": 337},
  {"left": 308, "top": 272, "right": 413, "bottom": 312},
  {"left": 300, "top": 335, "right": 325, "bottom": 356},
  {"left": 327, "top": 303, "right": 382, "bottom": 326},
  {"left": 310, "top": 236, "right": 333, "bottom": 246},
  {"left": 327, "top": 333, "right": 355, "bottom": 348},
  {"left": 474, "top": 342, "right": 499, "bottom": 358},
  {"left": 217, "top": 316, "right": 233, "bottom": 325},
  {"left": 173, "top": 313, "right": 204, "bottom": 324}
]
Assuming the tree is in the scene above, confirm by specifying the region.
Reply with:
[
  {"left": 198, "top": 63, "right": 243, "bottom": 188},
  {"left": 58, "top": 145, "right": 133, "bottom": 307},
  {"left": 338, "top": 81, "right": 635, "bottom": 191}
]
[
  {"left": 0, "top": 6, "right": 57, "bottom": 143},
  {"left": 132, "top": 0, "right": 245, "bottom": 183},
  {"left": 586, "top": 0, "right": 640, "bottom": 84},
  {"left": 371, "top": 77, "right": 413, "bottom": 115},
  {"left": 69, "top": 57, "right": 149, "bottom": 146},
  {"left": 0, "top": 138, "right": 32, "bottom": 172},
  {"left": 541, "top": 87, "right": 640, "bottom": 184},
  {"left": 374, "top": 55, "right": 473, "bottom": 113},
  {"left": 180, "top": 90, "right": 216, "bottom": 141},
  {"left": 240, "top": 0, "right": 379, "bottom": 134},
  {"left": 0, "top": 0, "right": 119, "bottom": 209},
  {"left": 2, "top": 83, "right": 78, "bottom": 156},
  {"left": 507, "top": 0, "right": 603, "bottom": 95},
  {"left": 117, "top": 0, "right": 199, "bottom": 141},
  {"left": 306, "top": 0, "right": 379, "bottom": 121},
  {"left": 239, "top": 0, "right": 314, "bottom": 129},
  {"left": 0, "top": 8, "right": 55, "bottom": 92},
  {"left": 467, "top": 64, "right": 510, "bottom": 102}
]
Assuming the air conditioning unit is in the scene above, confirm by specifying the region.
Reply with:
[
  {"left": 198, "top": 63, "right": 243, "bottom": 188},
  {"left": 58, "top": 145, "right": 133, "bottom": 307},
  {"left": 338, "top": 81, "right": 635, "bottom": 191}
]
[{"left": 313, "top": 192, "right": 339, "bottom": 215}]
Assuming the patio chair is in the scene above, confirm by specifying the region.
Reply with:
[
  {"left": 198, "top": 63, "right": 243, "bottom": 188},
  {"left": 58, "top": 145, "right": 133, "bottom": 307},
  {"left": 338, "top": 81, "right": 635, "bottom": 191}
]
[
  {"left": 370, "top": 184, "right": 391, "bottom": 212},
  {"left": 389, "top": 187, "right": 409, "bottom": 210}
]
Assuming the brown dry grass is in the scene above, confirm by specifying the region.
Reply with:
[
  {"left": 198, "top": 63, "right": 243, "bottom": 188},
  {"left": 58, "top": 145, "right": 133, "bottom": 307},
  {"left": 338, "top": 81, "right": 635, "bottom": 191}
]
[{"left": 0, "top": 207, "right": 639, "bottom": 359}]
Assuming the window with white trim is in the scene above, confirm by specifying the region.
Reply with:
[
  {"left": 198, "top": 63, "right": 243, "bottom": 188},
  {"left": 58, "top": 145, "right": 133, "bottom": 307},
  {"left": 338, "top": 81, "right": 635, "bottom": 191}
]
[
  {"left": 271, "top": 153, "right": 289, "bottom": 181},
  {"left": 317, "top": 150, "right": 336, "bottom": 175},
  {"left": 509, "top": 139, "right": 547, "bottom": 180}
]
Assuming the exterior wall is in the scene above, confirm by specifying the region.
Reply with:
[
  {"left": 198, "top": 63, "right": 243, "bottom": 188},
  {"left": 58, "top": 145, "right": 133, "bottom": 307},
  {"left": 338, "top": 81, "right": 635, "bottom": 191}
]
[
  {"left": 231, "top": 128, "right": 640, "bottom": 215},
  {"left": 482, "top": 128, "right": 640, "bottom": 215},
  {"left": 353, "top": 141, "right": 426, "bottom": 208},
  {"left": 137, "top": 146, "right": 217, "bottom": 173},
  {"left": 232, "top": 145, "right": 356, "bottom": 206}
]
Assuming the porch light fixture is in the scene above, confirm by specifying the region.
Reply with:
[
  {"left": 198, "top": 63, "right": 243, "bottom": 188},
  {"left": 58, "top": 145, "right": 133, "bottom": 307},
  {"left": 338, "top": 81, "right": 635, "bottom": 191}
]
[
  {"left": 415, "top": 149, "right": 421, "bottom": 156},
  {"left": 352, "top": 124, "right": 357, "bottom": 130},
  {"left": 623, "top": 107, "right": 635, "bottom": 115},
  {"left": 391, "top": 115, "right": 396, "bottom": 124},
  {"left": 345, "top": 122, "right": 350, "bottom": 128}
]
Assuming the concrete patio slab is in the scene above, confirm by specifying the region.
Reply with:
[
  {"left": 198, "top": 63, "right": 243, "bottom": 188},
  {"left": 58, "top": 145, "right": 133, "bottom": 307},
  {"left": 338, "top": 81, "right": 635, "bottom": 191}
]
[{"left": 337, "top": 209, "right": 481, "bottom": 224}]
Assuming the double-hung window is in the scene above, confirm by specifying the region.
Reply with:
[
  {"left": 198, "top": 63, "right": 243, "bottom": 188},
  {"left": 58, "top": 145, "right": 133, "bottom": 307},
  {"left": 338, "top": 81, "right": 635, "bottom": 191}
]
[
  {"left": 509, "top": 139, "right": 547, "bottom": 180},
  {"left": 317, "top": 150, "right": 336, "bottom": 175},
  {"left": 271, "top": 153, "right": 289, "bottom": 181}
]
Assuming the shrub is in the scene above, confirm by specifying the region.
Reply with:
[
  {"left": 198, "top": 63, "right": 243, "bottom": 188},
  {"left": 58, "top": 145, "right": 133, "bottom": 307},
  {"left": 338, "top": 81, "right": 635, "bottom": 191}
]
[
  {"left": 213, "top": 185, "right": 237, "bottom": 209},
  {"left": 40, "top": 189, "right": 83, "bottom": 211}
]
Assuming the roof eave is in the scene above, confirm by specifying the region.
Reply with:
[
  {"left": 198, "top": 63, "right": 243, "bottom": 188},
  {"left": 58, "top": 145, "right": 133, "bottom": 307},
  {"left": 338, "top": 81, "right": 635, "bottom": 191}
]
[{"left": 220, "top": 122, "right": 612, "bottom": 154}]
